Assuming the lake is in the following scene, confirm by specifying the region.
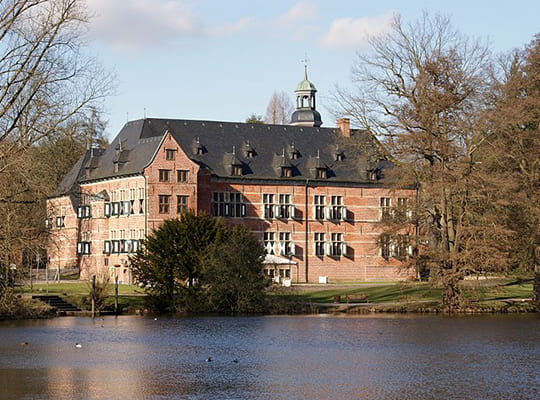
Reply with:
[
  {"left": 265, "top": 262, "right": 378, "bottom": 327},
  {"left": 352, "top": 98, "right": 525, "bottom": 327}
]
[{"left": 1, "top": 314, "right": 539, "bottom": 399}]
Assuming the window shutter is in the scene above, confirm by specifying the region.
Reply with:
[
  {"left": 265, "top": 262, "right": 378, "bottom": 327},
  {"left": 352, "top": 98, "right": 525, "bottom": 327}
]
[
  {"left": 324, "top": 206, "right": 331, "bottom": 220},
  {"left": 104, "top": 203, "right": 111, "bottom": 217},
  {"left": 324, "top": 242, "right": 332, "bottom": 256},
  {"left": 289, "top": 242, "right": 295, "bottom": 256},
  {"left": 341, "top": 206, "right": 348, "bottom": 221},
  {"left": 289, "top": 205, "right": 296, "bottom": 219},
  {"left": 341, "top": 242, "right": 348, "bottom": 256}
]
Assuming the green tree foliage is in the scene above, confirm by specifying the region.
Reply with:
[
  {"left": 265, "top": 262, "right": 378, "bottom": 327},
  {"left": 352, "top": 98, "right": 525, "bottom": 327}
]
[
  {"left": 130, "top": 211, "right": 225, "bottom": 312},
  {"left": 245, "top": 113, "right": 265, "bottom": 124},
  {"left": 202, "top": 225, "right": 268, "bottom": 313},
  {"left": 131, "top": 214, "right": 268, "bottom": 314}
]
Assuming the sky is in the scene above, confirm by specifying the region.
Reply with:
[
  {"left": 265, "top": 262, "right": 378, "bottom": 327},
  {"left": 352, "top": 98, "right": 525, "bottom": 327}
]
[{"left": 84, "top": 0, "right": 540, "bottom": 139}]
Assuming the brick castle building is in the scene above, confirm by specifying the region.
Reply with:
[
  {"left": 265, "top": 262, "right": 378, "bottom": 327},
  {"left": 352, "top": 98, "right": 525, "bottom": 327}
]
[{"left": 46, "top": 70, "right": 415, "bottom": 284}]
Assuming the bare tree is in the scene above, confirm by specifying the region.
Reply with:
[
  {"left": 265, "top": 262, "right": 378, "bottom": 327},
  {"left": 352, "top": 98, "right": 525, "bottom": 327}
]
[
  {"left": 0, "top": 0, "right": 113, "bottom": 179},
  {"left": 486, "top": 35, "right": 540, "bottom": 308},
  {"left": 264, "top": 91, "right": 294, "bottom": 125},
  {"left": 0, "top": 0, "right": 112, "bottom": 284},
  {"left": 333, "top": 13, "right": 495, "bottom": 310}
]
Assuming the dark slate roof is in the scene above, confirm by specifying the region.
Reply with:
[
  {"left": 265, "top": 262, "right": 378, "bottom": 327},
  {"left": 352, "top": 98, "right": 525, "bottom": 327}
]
[{"left": 57, "top": 118, "right": 394, "bottom": 193}]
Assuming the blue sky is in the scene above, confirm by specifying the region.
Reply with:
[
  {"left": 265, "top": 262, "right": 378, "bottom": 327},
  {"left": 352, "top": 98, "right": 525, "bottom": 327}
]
[{"left": 85, "top": 0, "right": 540, "bottom": 139}]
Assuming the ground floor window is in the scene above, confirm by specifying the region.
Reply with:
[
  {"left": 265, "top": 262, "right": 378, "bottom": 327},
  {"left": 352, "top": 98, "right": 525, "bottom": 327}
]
[
  {"left": 314, "top": 233, "right": 325, "bottom": 256},
  {"left": 279, "top": 232, "right": 293, "bottom": 255},
  {"left": 379, "top": 234, "right": 410, "bottom": 260},
  {"left": 264, "top": 232, "right": 275, "bottom": 254},
  {"left": 331, "top": 233, "right": 344, "bottom": 256}
]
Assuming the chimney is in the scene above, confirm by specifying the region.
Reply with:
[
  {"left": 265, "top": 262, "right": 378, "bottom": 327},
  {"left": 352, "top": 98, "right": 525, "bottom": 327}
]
[{"left": 337, "top": 118, "right": 350, "bottom": 137}]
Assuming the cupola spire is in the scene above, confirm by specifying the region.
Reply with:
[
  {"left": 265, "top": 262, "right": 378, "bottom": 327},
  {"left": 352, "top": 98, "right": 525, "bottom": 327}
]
[{"left": 290, "top": 60, "right": 322, "bottom": 127}]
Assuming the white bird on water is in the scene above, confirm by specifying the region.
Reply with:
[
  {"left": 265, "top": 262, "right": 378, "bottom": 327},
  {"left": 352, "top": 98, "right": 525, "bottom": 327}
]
[{"left": 75, "top": 343, "right": 82, "bottom": 348}]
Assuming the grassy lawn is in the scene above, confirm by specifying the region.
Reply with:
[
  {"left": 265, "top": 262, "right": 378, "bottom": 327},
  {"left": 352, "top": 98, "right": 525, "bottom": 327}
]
[
  {"left": 17, "top": 282, "right": 147, "bottom": 311},
  {"left": 14, "top": 277, "right": 534, "bottom": 314},
  {"left": 21, "top": 282, "right": 144, "bottom": 296},
  {"left": 270, "top": 278, "right": 533, "bottom": 305},
  {"left": 272, "top": 283, "right": 442, "bottom": 304},
  {"left": 461, "top": 279, "right": 533, "bottom": 302}
]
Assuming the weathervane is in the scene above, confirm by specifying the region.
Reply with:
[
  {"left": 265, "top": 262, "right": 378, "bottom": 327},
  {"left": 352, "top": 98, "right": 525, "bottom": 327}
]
[{"left": 301, "top": 53, "right": 310, "bottom": 79}]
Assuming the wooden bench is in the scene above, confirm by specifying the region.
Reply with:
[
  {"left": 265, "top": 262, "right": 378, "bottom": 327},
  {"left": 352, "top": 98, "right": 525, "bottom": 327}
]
[{"left": 345, "top": 293, "right": 368, "bottom": 303}]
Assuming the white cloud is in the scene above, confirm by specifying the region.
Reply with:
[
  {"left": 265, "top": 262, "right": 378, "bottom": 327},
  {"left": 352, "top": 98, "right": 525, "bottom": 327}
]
[
  {"left": 275, "top": 1, "right": 317, "bottom": 27},
  {"left": 86, "top": 0, "right": 250, "bottom": 53},
  {"left": 272, "top": 1, "right": 317, "bottom": 41},
  {"left": 319, "top": 13, "right": 394, "bottom": 50}
]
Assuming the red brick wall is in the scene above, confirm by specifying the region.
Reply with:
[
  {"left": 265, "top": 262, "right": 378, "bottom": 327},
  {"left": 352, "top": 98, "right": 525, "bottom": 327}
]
[
  {"left": 47, "top": 131, "right": 416, "bottom": 284},
  {"left": 200, "top": 181, "right": 416, "bottom": 283},
  {"left": 144, "top": 132, "right": 200, "bottom": 230}
]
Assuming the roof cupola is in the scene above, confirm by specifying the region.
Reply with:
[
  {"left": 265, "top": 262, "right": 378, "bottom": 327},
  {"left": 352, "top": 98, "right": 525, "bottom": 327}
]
[{"left": 290, "top": 64, "right": 322, "bottom": 127}]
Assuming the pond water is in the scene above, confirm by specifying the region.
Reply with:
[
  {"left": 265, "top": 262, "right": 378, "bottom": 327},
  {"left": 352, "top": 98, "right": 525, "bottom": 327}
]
[{"left": 0, "top": 314, "right": 539, "bottom": 399}]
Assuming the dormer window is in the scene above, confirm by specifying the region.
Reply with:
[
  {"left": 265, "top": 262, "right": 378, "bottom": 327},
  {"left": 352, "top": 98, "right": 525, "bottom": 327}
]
[
  {"left": 232, "top": 165, "right": 242, "bottom": 176},
  {"left": 195, "top": 137, "right": 205, "bottom": 155},
  {"left": 316, "top": 167, "right": 327, "bottom": 179},
  {"left": 290, "top": 143, "right": 300, "bottom": 160},
  {"left": 336, "top": 151, "right": 345, "bottom": 161},
  {"left": 368, "top": 169, "right": 380, "bottom": 181},
  {"left": 281, "top": 166, "right": 292, "bottom": 178},
  {"left": 245, "top": 141, "right": 256, "bottom": 158}
]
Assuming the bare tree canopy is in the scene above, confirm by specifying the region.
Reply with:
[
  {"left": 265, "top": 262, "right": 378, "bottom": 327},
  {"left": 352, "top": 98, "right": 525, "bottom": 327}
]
[
  {"left": 0, "top": 0, "right": 113, "bottom": 174},
  {"left": 0, "top": 0, "right": 112, "bottom": 285},
  {"left": 334, "top": 12, "right": 496, "bottom": 310},
  {"left": 264, "top": 91, "right": 294, "bottom": 125}
]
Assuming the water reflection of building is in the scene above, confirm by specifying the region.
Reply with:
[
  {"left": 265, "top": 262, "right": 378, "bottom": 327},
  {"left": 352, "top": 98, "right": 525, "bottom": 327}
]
[{"left": 47, "top": 69, "right": 415, "bottom": 283}]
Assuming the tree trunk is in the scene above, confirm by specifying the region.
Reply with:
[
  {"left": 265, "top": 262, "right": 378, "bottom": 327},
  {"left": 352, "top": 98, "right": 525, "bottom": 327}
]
[
  {"left": 442, "top": 271, "right": 461, "bottom": 312},
  {"left": 534, "top": 246, "right": 540, "bottom": 312}
]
